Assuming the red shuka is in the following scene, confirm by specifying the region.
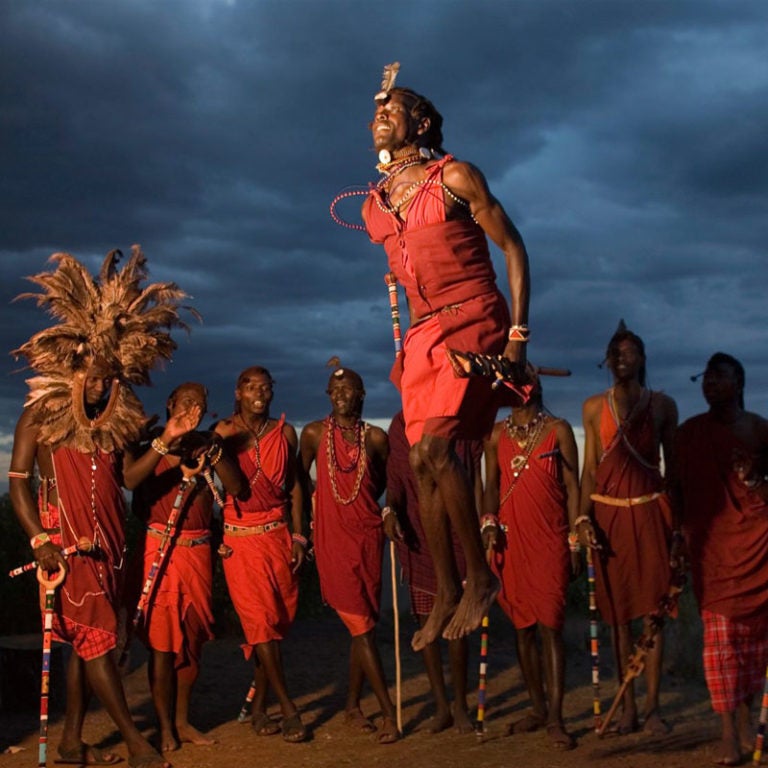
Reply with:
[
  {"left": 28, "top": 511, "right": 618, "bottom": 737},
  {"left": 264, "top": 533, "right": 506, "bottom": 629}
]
[
  {"left": 131, "top": 456, "right": 214, "bottom": 665},
  {"left": 48, "top": 447, "right": 126, "bottom": 659},
  {"left": 314, "top": 418, "right": 384, "bottom": 623},
  {"left": 494, "top": 427, "right": 569, "bottom": 631},
  {"left": 678, "top": 413, "right": 768, "bottom": 621},
  {"left": 364, "top": 156, "right": 511, "bottom": 445},
  {"left": 222, "top": 415, "right": 298, "bottom": 655},
  {"left": 592, "top": 393, "right": 672, "bottom": 625}
]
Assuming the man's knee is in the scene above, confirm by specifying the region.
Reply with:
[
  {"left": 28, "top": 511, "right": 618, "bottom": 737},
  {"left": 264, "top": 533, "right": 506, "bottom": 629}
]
[{"left": 411, "top": 435, "right": 452, "bottom": 476}]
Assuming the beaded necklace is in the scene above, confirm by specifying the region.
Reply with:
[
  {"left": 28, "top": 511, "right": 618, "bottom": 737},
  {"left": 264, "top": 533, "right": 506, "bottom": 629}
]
[
  {"left": 237, "top": 415, "right": 270, "bottom": 486},
  {"left": 375, "top": 179, "right": 473, "bottom": 220},
  {"left": 326, "top": 415, "right": 368, "bottom": 505},
  {"left": 499, "top": 413, "right": 547, "bottom": 507}
]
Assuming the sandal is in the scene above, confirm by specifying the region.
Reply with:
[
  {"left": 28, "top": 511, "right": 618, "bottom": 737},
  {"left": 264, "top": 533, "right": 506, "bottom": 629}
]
[
  {"left": 281, "top": 712, "right": 307, "bottom": 743},
  {"left": 377, "top": 716, "right": 400, "bottom": 744},
  {"left": 252, "top": 711, "right": 280, "bottom": 736},
  {"left": 343, "top": 708, "right": 376, "bottom": 734}
]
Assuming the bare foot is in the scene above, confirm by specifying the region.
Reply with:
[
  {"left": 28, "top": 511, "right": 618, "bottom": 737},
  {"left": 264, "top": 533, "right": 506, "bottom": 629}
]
[
  {"left": 442, "top": 574, "right": 499, "bottom": 641},
  {"left": 412, "top": 596, "right": 458, "bottom": 651},
  {"left": 643, "top": 711, "right": 671, "bottom": 736},
  {"left": 452, "top": 704, "right": 474, "bottom": 735},
  {"left": 159, "top": 728, "right": 179, "bottom": 753},
  {"left": 546, "top": 722, "right": 576, "bottom": 750},
  {"left": 609, "top": 708, "right": 639, "bottom": 736},
  {"left": 176, "top": 723, "right": 217, "bottom": 746},
  {"left": 714, "top": 735, "right": 741, "bottom": 765},
  {"left": 427, "top": 707, "right": 453, "bottom": 734},
  {"left": 344, "top": 708, "right": 376, "bottom": 734},
  {"left": 507, "top": 713, "right": 545, "bottom": 735}
]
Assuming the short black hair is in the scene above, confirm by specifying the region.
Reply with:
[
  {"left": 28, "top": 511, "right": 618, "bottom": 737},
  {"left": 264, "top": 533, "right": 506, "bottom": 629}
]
[{"left": 706, "top": 352, "right": 745, "bottom": 408}]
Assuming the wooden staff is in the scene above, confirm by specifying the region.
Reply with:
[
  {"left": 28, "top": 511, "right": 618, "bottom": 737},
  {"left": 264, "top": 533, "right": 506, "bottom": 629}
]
[
  {"left": 9, "top": 537, "right": 92, "bottom": 578},
  {"left": 586, "top": 543, "right": 602, "bottom": 732},
  {"left": 37, "top": 564, "right": 66, "bottom": 768},
  {"left": 237, "top": 680, "right": 257, "bottom": 723},
  {"left": 120, "top": 457, "right": 203, "bottom": 667},
  {"left": 384, "top": 272, "right": 402, "bottom": 356},
  {"left": 390, "top": 539, "right": 402, "bottom": 734},
  {"left": 596, "top": 571, "right": 685, "bottom": 737},
  {"left": 753, "top": 665, "right": 768, "bottom": 764},
  {"left": 475, "top": 547, "right": 494, "bottom": 740}
]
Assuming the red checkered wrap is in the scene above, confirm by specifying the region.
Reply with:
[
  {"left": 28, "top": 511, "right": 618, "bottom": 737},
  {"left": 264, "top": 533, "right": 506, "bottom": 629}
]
[
  {"left": 702, "top": 609, "right": 768, "bottom": 713},
  {"left": 409, "top": 586, "right": 435, "bottom": 618},
  {"left": 49, "top": 615, "right": 117, "bottom": 660}
]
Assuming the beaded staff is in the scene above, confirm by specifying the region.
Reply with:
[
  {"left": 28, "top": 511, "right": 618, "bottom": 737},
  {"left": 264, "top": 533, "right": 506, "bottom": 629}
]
[
  {"left": 237, "top": 680, "right": 257, "bottom": 723},
  {"left": 384, "top": 272, "right": 402, "bottom": 356},
  {"left": 586, "top": 543, "right": 602, "bottom": 732},
  {"left": 475, "top": 614, "right": 490, "bottom": 739},
  {"left": 475, "top": 546, "right": 494, "bottom": 740},
  {"left": 596, "top": 568, "right": 686, "bottom": 737},
  {"left": 120, "top": 458, "right": 204, "bottom": 667},
  {"left": 9, "top": 536, "right": 92, "bottom": 578},
  {"left": 753, "top": 665, "right": 768, "bottom": 764},
  {"left": 37, "top": 564, "right": 66, "bottom": 768}
]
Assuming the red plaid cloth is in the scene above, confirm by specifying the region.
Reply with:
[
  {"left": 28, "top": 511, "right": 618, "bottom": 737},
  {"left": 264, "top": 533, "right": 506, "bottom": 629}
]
[
  {"left": 702, "top": 609, "right": 768, "bottom": 713},
  {"left": 409, "top": 586, "right": 435, "bottom": 617},
  {"left": 50, "top": 615, "right": 117, "bottom": 660}
]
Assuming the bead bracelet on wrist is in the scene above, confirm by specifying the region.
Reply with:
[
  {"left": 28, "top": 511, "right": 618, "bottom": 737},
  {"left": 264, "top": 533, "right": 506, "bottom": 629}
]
[
  {"left": 31, "top": 532, "right": 52, "bottom": 550},
  {"left": 151, "top": 437, "right": 169, "bottom": 456},
  {"left": 292, "top": 533, "right": 309, "bottom": 548}
]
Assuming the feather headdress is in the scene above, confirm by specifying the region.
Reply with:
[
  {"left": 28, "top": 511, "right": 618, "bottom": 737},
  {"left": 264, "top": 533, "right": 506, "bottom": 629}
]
[
  {"left": 11, "top": 245, "right": 198, "bottom": 452},
  {"left": 374, "top": 62, "right": 400, "bottom": 102}
]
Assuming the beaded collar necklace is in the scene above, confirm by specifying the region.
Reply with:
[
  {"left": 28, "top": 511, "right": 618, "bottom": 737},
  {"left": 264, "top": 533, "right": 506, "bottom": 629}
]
[
  {"left": 499, "top": 413, "right": 548, "bottom": 507},
  {"left": 326, "top": 415, "right": 367, "bottom": 505}
]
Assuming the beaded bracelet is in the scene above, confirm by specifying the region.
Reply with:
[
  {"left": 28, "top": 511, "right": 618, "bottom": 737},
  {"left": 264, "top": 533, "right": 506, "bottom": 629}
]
[
  {"left": 8, "top": 469, "right": 32, "bottom": 479},
  {"left": 572, "top": 515, "right": 592, "bottom": 529},
  {"left": 151, "top": 437, "right": 169, "bottom": 456},
  {"left": 567, "top": 531, "right": 581, "bottom": 553},
  {"left": 480, "top": 514, "right": 499, "bottom": 533},
  {"left": 207, "top": 445, "right": 223, "bottom": 467},
  {"left": 292, "top": 533, "right": 309, "bottom": 548},
  {"left": 31, "top": 532, "right": 51, "bottom": 550},
  {"left": 381, "top": 506, "right": 393, "bottom": 521},
  {"left": 508, "top": 324, "right": 530, "bottom": 343}
]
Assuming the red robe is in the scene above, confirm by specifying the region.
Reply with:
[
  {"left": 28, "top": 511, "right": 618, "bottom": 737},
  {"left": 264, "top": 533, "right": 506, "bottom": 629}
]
[
  {"left": 493, "top": 426, "right": 569, "bottom": 631},
  {"left": 592, "top": 392, "right": 672, "bottom": 625},
  {"left": 222, "top": 415, "right": 298, "bottom": 655},
  {"left": 364, "top": 156, "right": 511, "bottom": 445},
  {"left": 131, "top": 456, "right": 214, "bottom": 665},
  {"left": 677, "top": 414, "right": 768, "bottom": 621},
  {"left": 387, "top": 410, "right": 478, "bottom": 615},
  {"left": 314, "top": 418, "right": 384, "bottom": 622},
  {"left": 48, "top": 447, "right": 126, "bottom": 660}
]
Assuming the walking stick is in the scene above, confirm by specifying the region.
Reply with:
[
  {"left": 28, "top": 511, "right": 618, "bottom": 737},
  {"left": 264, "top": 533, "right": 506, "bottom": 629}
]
[
  {"left": 475, "top": 547, "right": 493, "bottom": 740},
  {"left": 390, "top": 539, "right": 403, "bottom": 734},
  {"left": 237, "top": 680, "right": 257, "bottom": 723},
  {"left": 753, "top": 665, "right": 768, "bottom": 764},
  {"left": 9, "top": 536, "right": 92, "bottom": 578},
  {"left": 586, "top": 542, "right": 602, "bottom": 732},
  {"left": 596, "top": 568, "right": 685, "bottom": 737},
  {"left": 119, "top": 457, "right": 204, "bottom": 667},
  {"left": 37, "top": 564, "right": 67, "bottom": 768}
]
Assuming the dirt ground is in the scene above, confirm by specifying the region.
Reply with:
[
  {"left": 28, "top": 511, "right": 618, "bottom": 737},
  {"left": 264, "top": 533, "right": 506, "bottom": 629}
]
[{"left": 0, "top": 600, "right": 743, "bottom": 768}]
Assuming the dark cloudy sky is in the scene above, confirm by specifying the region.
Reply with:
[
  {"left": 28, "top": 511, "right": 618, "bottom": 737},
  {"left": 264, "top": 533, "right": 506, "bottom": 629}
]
[{"left": 1, "top": 0, "right": 766, "bottom": 483}]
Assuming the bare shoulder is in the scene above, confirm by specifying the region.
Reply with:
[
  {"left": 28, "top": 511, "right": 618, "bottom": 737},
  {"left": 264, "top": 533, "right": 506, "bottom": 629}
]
[
  {"left": 282, "top": 421, "right": 299, "bottom": 449},
  {"left": 582, "top": 392, "right": 604, "bottom": 422},
  {"left": 366, "top": 424, "right": 388, "bottom": 450},
  {"left": 488, "top": 420, "right": 504, "bottom": 445},
  {"left": 442, "top": 158, "right": 488, "bottom": 196},
  {"left": 652, "top": 390, "right": 678, "bottom": 418},
  {"left": 214, "top": 416, "right": 238, "bottom": 438},
  {"left": 300, "top": 419, "right": 325, "bottom": 446},
  {"left": 745, "top": 411, "right": 768, "bottom": 445},
  {"left": 551, "top": 416, "right": 576, "bottom": 441}
]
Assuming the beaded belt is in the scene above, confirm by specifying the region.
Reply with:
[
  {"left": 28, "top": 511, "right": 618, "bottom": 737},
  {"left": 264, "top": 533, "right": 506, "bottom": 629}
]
[
  {"left": 590, "top": 492, "right": 663, "bottom": 508},
  {"left": 413, "top": 302, "right": 464, "bottom": 326},
  {"left": 223, "top": 520, "right": 286, "bottom": 536},
  {"left": 146, "top": 527, "right": 211, "bottom": 547}
]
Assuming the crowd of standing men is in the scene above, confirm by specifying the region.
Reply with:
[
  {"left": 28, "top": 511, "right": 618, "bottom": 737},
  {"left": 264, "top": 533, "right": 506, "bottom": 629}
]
[{"left": 6, "top": 65, "right": 768, "bottom": 768}]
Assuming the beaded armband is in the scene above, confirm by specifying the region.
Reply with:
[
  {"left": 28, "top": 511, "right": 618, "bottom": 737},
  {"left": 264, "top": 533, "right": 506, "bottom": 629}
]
[
  {"left": 151, "top": 437, "right": 169, "bottom": 456},
  {"left": 508, "top": 324, "right": 530, "bottom": 343},
  {"left": 31, "top": 532, "right": 51, "bottom": 550}
]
